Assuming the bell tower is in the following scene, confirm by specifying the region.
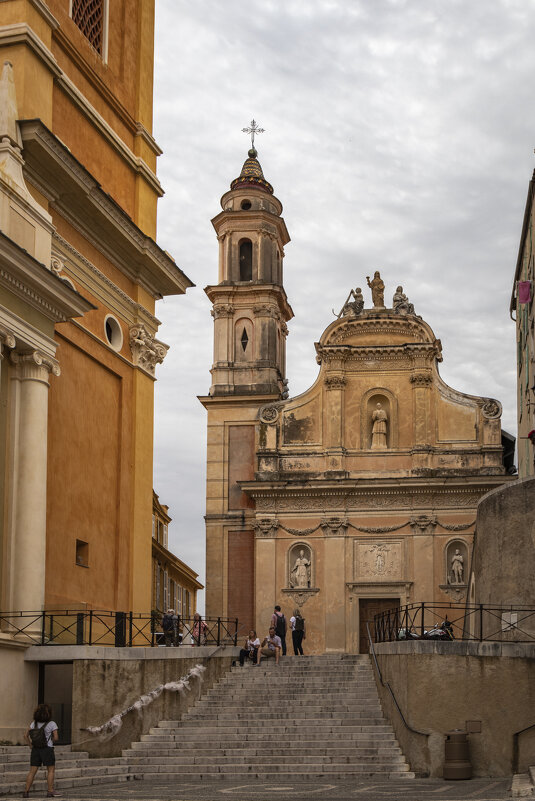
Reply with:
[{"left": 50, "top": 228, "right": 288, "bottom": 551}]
[
  {"left": 205, "top": 144, "right": 293, "bottom": 396},
  {"left": 201, "top": 135, "right": 292, "bottom": 629}
]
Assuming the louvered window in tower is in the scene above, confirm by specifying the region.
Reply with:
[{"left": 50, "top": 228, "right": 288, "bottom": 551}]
[
  {"left": 72, "top": 0, "right": 105, "bottom": 55},
  {"left": 241, "top": 328, "right": 249, "bottom": 351}
]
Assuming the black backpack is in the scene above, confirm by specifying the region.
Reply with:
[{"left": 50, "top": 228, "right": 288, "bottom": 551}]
[
  {"left": 294, "top": 615, "right": 305, "bottom": 632},
  {"left": 162, "top": 613, "right": 174, "bottom": 632},
  {"left": 29, "top": 724, "right": 48, "bottom": 749},
  {"left": 275, "top": 613, "right": 286, "bottom": 637}
]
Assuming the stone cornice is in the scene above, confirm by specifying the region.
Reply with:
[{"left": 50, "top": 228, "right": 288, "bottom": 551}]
[
  {"left": 205, "top": 282, "right": 294, "bottom": 322},
  {"left": 0, "top": 230, "right": 95, "bottom": 323},
  {"left": 315, "top": 342, "right": 440, "bottom": 365},
  {"left": 52, "top": 233, "right": 160, "bottom": 332},
  {"left": 20, "top": 120, "right": 194, "bottom": 298}
]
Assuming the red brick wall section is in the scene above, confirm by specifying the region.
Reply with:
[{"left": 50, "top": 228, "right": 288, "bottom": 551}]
[
  {"left": 227, "top": 529, "right": 254, "bottom": 634},
  {"left": 228, "top": 425, "right": 255, "bottom": 509}
]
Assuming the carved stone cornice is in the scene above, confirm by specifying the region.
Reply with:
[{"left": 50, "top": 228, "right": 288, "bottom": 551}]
[
  {"left": 129, "top": 325, "right": 169, "bottom": 376},
  {"left": 315, "top": 342, "right": 440, "bottom": 366},
  {"left": 324, "top": 375, "right": 347, "bottom": 391},
  {"left": 211, "top": 304, "right": 235, "bottom": 319},
  {"left": 252, "top": 516, "right": 279, "bottom": 538}
]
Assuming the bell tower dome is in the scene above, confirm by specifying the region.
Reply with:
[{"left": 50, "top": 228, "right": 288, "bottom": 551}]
[{"left": 205, "top": 145, "right": 293, "bottom": 397}]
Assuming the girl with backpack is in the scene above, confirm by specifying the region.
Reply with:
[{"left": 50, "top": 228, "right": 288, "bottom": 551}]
[
  {"left": 23, "top": 703, "right": 61, "bottom": 797},
  {"left": 290, "top": 609, "right": 306, "bottom": 655}
]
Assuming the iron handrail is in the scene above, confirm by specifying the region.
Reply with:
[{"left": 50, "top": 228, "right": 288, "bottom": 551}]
[
  {"left": 0, "top": 610, "right": 239, "bottom": 648},
  {"left": 366, "top": 622, "right": 428, "bottom": 739}
]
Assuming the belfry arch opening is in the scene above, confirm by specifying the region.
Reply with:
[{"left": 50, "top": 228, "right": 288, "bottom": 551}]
[{"left": 239, "top": 239, "right": 253, "bottom": 281}]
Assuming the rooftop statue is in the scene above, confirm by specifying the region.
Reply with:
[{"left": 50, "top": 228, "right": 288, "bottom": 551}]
[
  {"left": 393, "top": 286, "right": 415, "bottom": 315},
  {"left": 366, "top": 271, "right": 385, "bottom": 308}
]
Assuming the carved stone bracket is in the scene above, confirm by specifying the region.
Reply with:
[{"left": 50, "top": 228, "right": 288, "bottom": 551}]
[
  {"left": 439, "top": 583, "right": 467, "bottom": 602},
  {"left": 281, "top": 587, "right": 320, "bottom": 608},
  {"left": 324, "top": 375, "right": 347, "bottom": 391},
  {"left": 129, "top": 324, "right": 169, "bottom": 376},
  {"left": 258, "top": 402, "right": 284, "bottom": 425},
  {"left": 321, "top": 516, "right": 348, "bottom": 536},
  {"left": 253, "top": 516, "right": 279, "bottom": 538},
  {"left": 410, "top": 372, "right": 433, "bottom": 387},
  {"left": 211, "top": 304, "right": 235, "bottom": 319},
  {"left": 410, "top": 514, "right": 437, "bottom": 534},
  {"left": 0, "top": 325, "right": 16, "bottom": 352}
]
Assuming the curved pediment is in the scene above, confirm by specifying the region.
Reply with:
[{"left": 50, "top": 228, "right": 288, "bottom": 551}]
[{"left": 320, "top": 311, "right": 437, "bottom": 349}]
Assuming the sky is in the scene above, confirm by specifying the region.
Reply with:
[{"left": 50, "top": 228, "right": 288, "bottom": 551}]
[{"left": 151, "top": 0, "right": 533, "bottom": 613}]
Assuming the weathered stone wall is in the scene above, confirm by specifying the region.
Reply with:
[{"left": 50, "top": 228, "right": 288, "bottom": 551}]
[
  {"left": 68, "top": 647, "right": 237, "bottom": 758},
  {"left": 373, "top": 641, "right": 535, "bottom": 777},
  {"left": 0, "top": 642, "right": 38, "bottom": 744},
  {"left": 472, "top": 477, "right": 535, "bottom": 610}
]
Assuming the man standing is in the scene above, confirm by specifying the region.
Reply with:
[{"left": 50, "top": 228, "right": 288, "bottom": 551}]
[
  {"left": 271, "top": 605, "right": 287, "bottom": 655},
  {"left": 257, "top": 626, "right": 282, "bottom": 666}
]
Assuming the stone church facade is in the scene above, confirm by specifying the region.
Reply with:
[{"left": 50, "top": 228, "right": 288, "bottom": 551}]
[{"left": 201, "top": 148, "right": 514, "bottom": 653}]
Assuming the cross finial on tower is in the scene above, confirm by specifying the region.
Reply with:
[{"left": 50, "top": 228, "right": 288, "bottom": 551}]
[{"left": 242, "top": 119, "right": 265, "bottom": 155}]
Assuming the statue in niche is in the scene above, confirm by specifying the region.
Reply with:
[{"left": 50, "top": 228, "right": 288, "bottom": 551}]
[
  {"left": 342, "top": 287, "right": 364, "bottom": 317},
  {"left": 371, "top": 402, "right": 388, "bottom": 449},
  {"left": 450, "top": 549, "right": 464, "bottom": 584},
  {"left": 392, "top": 286, "right": 415, "bottom": 315},
  {"left": 366, "top": 271, "right": 385, "bottom": 308},
  {"left": 290, "top": 548, "right": 311, "bottom": 589}
]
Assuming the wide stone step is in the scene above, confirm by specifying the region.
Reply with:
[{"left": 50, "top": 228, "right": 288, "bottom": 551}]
[
  {"left": 126, "top": 752, "right": 406, "bottom": 766},
  {"left": 129, "top": 762, "right": 412, "bottom": 775},
  {"left": 124, "top": 745, "right": 402, "bottom": 759}
]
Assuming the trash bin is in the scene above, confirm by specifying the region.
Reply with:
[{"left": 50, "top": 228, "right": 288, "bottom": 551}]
[{"left": 444, "top": 730, "right": 472, "bottom": 780}]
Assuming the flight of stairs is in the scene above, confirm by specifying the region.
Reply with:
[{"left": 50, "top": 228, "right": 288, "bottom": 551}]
[
  {"left": 125, "top": 654, "right": 415, "bottom": 780},
  {"left": 0, "top": 654, "right": 414, "bottom": 793},
  {"left": 0, "top": 746, "right": 130, "bottom": 795}
]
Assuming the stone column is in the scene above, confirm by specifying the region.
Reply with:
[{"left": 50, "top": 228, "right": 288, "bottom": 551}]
[{"left": 9, "top": 350, "right": 59, "bottom": 614}]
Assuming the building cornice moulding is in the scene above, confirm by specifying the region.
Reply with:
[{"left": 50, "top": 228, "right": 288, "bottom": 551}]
[
  {"left": 20, "top": 120, "right": 194, "bottom": 297},
  {"left": 0, "top": 305, "right": 56, "bottom": 358},
  {"left": 0, "top": 231, "right": 94, "bottom": 322},
  {"left": 52, "top": 233, "right": 160, "bottom": 332}
]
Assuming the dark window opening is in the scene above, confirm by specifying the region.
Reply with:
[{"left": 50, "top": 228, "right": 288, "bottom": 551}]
[
  {"left": 105, "top": 319, "right": 113, "bottom": 342},
  {"left": 239, "top": 240, "right": 253, "bottom": 281},
  {"left": 241, "top": 200, "right": 252, "bottom": 210},
  {"left": 76, "top": 540, "right": 89, "bottom": 567},
  {"left": 241, "top": 328, "right": 249, "bottom": 351},
  {"left": 72, "top": 0, "right": 104, "bottom": 54}
]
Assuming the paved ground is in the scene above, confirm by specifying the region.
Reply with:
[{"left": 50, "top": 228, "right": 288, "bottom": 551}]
[{"left": 0, "top": 777, "right": 512, "bottom": 801}]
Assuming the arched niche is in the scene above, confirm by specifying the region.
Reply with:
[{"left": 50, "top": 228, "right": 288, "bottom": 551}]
[
  {"left": 234, "top": 317, "right": 254, "bottom": 362},
  {"left": 239, "top": 238, "right": 253, "bottom": 281},
  {"left": 288, "top": 542, "right": 313, "bottom": 589},
  {"left": 360, "top": 387, "right": 398, "bottom": 450},
  {"left": 445, "top": 538, "right": 468, "bottom": 586}
]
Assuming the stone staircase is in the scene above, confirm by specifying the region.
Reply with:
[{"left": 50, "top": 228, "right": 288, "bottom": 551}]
[
  {"left": 125, "top": 654, "right": 414, "bottom": 780},
  {"left": 0, "top": 654, "right": 414, "bottom": 793},
  {"left": 0, "top": 745, "right": 130, "bottom": 795}
]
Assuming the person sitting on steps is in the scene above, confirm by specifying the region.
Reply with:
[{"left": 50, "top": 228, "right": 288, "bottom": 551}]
[
  {"left": 256, "top": 626, "right": 282, "bottom": 666},
  {"left": 239, "top": 630, "right": 260, "bottom": 666}
]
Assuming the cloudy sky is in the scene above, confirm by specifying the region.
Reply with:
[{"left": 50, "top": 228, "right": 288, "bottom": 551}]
[{"left": 151, "top": 0, "right": 532, "bottom": 612}]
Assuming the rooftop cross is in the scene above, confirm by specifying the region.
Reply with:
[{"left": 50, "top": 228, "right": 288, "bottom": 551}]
[{"left": 242, "top": 119, "right": 265, "bottom": 151}]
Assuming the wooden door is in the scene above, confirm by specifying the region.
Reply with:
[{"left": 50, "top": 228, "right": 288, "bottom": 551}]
[{"left": 359, "top": 598, "right": 399, "bottom": 653}]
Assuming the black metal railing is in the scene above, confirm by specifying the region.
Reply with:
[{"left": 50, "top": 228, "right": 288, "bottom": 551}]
[
  {"left": 0, "top": 610, "right": 239, "bottom": 648},
  {"left": 374, "top": 603, "right": 535, "bottom": 644}
]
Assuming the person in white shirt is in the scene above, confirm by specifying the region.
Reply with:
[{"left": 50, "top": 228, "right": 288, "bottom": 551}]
[
  {"left": 256, "top": 626, "right": 282, "bottom": 665},
  {"left": 239, "top": 630, "right": 261, "bottom": 665}
]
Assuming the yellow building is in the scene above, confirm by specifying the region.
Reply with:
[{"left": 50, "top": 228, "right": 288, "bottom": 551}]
[
  {"left": 152, "top": 491, "right": 203, "bottom": 620},
  {"left": 202, "top": 147, "right": 515, "bottom": 652},
  {"left": 0, "top": 1, "right": 192, "bottom": 741}
]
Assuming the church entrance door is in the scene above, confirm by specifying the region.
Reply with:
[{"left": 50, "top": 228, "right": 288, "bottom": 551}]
[{"left": 359, "top": 597, "right": 399, "bottom": 653}]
